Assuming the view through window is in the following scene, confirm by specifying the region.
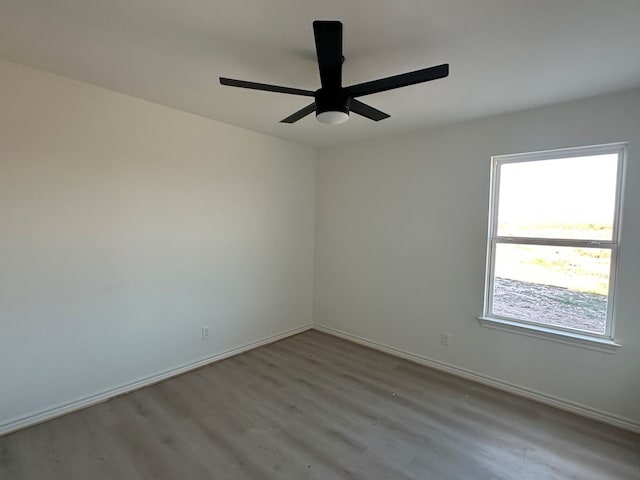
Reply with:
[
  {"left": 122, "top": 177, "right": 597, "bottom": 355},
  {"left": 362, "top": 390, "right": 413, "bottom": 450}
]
[{"left": 485, "top": 144, "right": 625, "bottom": 338}]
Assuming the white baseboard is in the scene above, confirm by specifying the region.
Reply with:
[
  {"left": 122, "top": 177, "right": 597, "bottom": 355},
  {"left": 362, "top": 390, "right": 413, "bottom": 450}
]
[
  {"left": 312, "top": 324, "right": 640, "bottom": 434},
  {"left": 4, "top": 322, "right": 638, "bottom": 437},
  {"left": 0, "top": 324, "right": 313, "bottom": 437}
]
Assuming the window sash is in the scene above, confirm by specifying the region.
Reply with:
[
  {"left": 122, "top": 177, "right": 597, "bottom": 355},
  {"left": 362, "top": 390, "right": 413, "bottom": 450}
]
[
  {"left": 483, "top": 143, "right": 626, "bottom": 341},
  {"left": 486, "top": 238, "right": 617, "bottom": 338}
]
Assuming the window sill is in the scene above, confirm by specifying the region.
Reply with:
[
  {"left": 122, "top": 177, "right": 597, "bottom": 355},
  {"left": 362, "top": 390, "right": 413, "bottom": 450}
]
[{"left": 478, "top": 316, "right": 621, "bottom": 353}]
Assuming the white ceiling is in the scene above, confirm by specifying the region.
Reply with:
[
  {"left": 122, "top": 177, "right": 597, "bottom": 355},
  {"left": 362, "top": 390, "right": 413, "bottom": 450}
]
[{"left": 1, "top": 0, "right": 640, "bottom": 148}]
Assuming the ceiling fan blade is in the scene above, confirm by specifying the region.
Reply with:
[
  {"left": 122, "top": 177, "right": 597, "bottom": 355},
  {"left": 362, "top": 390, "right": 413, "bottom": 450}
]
[
  {"left": 348, "top": 64, "right": 449, "bottom": 98},
  {"left": 313, "top": 20, "right": 343, "bottom": 89},
  {"left": 349, "top": 99, "right": 390, "bottom": 121},
  {"left": 280, "top": 103, "right": 317, "bottom": 123},
  {"left": 220, "top": 77, "right": 315, "bottom": 97}
]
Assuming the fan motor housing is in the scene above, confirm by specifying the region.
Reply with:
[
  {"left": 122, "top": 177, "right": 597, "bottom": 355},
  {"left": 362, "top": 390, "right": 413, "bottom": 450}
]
[{"left": 315, "top": 89, "right": 350, "bottom": 115}]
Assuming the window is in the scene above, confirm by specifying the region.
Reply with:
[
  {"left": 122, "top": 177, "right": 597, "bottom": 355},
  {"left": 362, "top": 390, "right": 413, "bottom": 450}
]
[{"left": 481, "top": 144, "right": 626, "bottom": 347}]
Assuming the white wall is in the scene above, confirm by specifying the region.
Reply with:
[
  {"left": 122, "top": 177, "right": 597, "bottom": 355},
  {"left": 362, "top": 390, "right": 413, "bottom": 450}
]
[
  {"left": 0, "top": 59, "right": 316, "bottom": 429},
  {"left": 315, "top": 89, "right": 640, "bottom": 425},
  {"left": 2, "top": 56, "right": 639, "bottom": 435}
]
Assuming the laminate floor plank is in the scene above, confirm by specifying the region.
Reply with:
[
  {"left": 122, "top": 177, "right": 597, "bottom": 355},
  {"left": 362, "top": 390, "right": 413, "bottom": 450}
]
[{"left": 0, "top": 330, "right": 638, "bottom": 479}]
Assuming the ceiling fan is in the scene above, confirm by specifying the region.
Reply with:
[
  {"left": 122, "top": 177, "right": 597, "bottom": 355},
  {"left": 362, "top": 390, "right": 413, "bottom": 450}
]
[{"left": 220, "top": 21, "right": 449, "bottom": 125}]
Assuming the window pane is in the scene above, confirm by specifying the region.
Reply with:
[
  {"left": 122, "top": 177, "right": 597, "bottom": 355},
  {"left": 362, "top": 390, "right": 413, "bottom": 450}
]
[
  {"left": 492, "top": 243, "right": 611, "bottom": 334},
  {"left": 497, "top": 154, "right": 618, "bottom": 240}
]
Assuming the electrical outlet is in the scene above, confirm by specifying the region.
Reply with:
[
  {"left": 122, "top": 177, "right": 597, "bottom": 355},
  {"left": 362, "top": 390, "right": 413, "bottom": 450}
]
[
  {"left": 202, "top": 326, "right": 209, "bottom": 340},
  {"left": 440, "top": 332, "right": 451, "bottom": 346}
]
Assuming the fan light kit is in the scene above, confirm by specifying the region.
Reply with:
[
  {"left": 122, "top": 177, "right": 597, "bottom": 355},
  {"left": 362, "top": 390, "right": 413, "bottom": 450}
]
[
  {"left": 316, "top": 111, "right": 349, "bottom": 125},
  {"left": 220, "top": 21, "right": 449, "bottom": 125}
]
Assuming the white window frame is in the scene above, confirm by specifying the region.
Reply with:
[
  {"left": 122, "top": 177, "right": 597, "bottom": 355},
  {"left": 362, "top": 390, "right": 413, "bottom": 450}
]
[{"left": 480, "top": 143, "right": 626, "bottom": 351}]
